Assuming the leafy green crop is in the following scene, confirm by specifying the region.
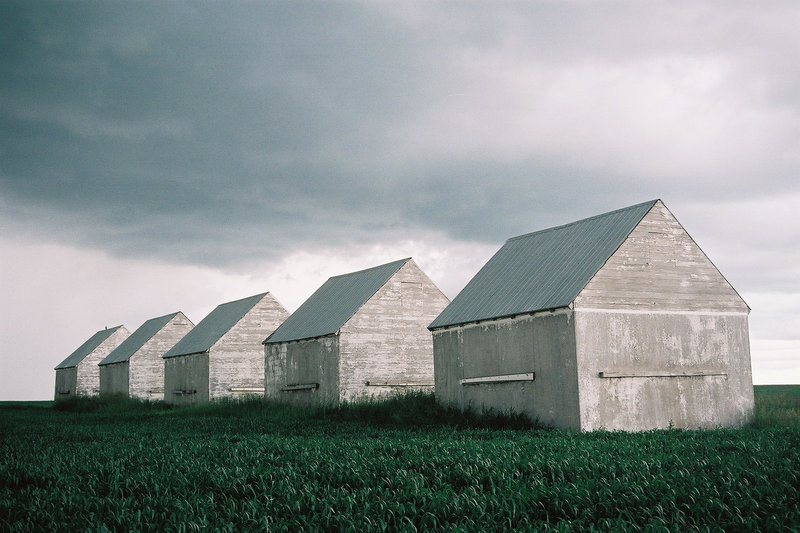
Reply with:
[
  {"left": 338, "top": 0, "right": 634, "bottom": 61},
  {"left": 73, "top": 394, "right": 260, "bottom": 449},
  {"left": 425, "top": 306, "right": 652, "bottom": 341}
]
[{"left": 1, "top": 389, "right": 798, "bottom": 531}]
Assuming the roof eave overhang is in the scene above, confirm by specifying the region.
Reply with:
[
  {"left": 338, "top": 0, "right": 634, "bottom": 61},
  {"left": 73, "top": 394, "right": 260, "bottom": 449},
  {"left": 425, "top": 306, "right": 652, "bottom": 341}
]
[
  {"left": 429, "top": 304, "right": 573, "bottom": 332},
  {"left": 264, "top": 331, "right": 340, "bottom": 345},
  {"left": 162, "top": 350, "right": 209, "bottom": 359}
]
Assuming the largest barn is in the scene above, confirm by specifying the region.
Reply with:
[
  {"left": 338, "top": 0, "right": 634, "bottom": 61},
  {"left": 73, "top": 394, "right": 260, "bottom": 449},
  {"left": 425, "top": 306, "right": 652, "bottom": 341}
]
[{"left": 429, "top": 199, "right": 753, "bottom": 431}]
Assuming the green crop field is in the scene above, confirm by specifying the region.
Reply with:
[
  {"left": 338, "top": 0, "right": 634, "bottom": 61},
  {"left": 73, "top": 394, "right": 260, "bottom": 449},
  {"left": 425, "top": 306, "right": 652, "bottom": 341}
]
[{"left": 2, "top": 386, "right": 799, "bottom": 531}]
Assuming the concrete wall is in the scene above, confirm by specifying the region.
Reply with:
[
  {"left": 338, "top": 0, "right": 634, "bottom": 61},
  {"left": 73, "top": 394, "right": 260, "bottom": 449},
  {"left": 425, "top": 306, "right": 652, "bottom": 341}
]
[
  {"left": 164, "top": 352, "right": 210, "bottom": 405},
  {"left": 99, "top": 362, "right": 129, "bottom": 397},
  {"left": 432, "top": 309, "right": 580, "bottom": 429},
  {"left": 71, "top": 327, "right": 130, "bottom": 398},
  {"left": 339, "top": 259, "right": 450, "bottom": 402},
  {"left": 208, "top": 294, "right": 288, "bottom": 400},
  {"left": 573, "top": 201, "right": 753, "bottom": 430},
  {"left": 574, "top": 310, "right": 754, "bottom": 431},
  {"left": 268, "top": 336, "right": 340, "bottom": 406},
  {"left": 54, "top": 367, "right": 77, "bottom": 401},
  {"left": 128, "top": 313, "right": 194, "bottom": 401}
]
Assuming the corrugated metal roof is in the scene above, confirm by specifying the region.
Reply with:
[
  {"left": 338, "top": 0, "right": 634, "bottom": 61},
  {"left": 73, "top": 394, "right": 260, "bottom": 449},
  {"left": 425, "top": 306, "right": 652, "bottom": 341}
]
[
  {"left": 99, "top": 312, "right": 183, "bottom": 366},
  {"left": 429, "top": 200, "right": 658, "bottom": 329},
  {"left": 163, "top": 293, "right": 267, "bottom": 358},
  {"left": 54, "top": 325, "right": 125, "bottom": 369},
  {"left": 265, "top": 258, "right": 410, "bottom": 344}
]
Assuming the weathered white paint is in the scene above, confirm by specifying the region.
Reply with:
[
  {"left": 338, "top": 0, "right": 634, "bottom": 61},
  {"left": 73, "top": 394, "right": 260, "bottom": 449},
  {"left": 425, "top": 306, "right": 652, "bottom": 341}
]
[
  {"left": 164, "top": 294, "right": 288, "bottom": 405},
  {"left": 432, "top": 200, "right": 753, "bottom": 431},
  {"left": 267, "top": 259, "right": 450, "bottom": 406},
  {"left": 100, "top": 313, "right": 194, "bottom": 400},
  {"left": 54, "top": 327, "right": 130, "bottom": 400}
]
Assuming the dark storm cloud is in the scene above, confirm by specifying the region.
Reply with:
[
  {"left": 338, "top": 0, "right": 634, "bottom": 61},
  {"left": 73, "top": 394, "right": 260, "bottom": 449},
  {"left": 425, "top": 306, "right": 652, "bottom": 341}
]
[{"left": 2, "top": 1, "right": 799, "bottom": 266}]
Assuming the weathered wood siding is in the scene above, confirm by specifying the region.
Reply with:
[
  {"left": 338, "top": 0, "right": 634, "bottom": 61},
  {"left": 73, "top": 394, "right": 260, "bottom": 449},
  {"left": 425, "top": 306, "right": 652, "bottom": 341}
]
[
  {"left": 69, "top": 327, "right": 130, "bottom": 398},
  {"left": 208, "top": 294, "right": 288, "bottom": 400},
  {"left": 99, "top": 362, "right": 129, "bottom": 396},
  {"left": 432, "top": 309, "right": 580, "bottom": 429},
  {"left": 339, "top": 259, "right": 450, "bottom": 402},
  {"left": 572, "top": 200, "right": 753, "bottom": 430},
  {"left": 267, "top": 337, "right": 340, "bottom": 406},
  {"left": 164, "top": 352, "right": 210, "bottom": 405},
  {"left": 574, "top": 200, "right": 748, "bottom": 313},
  {"left": 128, "top": 313, "right": 194, "bottom": 401},
  {"left": 54, "top": 367, "right": 77, "bottom": 400},
  {"left": 575, "top": 310, "right": 753, "bottom": 430}
]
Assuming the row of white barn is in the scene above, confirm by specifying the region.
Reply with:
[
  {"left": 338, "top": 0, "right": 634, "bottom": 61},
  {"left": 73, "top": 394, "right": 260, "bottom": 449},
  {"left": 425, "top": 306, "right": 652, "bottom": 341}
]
[{"left": 54, "top": 200, "right": 755, "bottom": 431}]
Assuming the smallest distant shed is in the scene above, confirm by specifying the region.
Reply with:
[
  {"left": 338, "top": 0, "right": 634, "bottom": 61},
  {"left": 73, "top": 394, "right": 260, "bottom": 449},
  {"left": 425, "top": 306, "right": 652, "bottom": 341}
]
[
  {"left": 98, "top": 312, "right": 195, "bottom": 401},
  {"left": 54, "top": 325, "right": 130, "bottom": 400}
]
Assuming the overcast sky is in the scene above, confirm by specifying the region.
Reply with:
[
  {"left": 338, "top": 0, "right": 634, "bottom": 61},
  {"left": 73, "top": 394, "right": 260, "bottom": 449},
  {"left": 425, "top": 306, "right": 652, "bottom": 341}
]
[{"left": 2, "top": 1, "right": 798, "bottom": 400}]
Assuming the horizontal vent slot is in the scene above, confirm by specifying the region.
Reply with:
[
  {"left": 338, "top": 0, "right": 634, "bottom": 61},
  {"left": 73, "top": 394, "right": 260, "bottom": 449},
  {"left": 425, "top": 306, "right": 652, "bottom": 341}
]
[
  {"left": 281, "top": 383, "right": 319, "bottom": 392},
  {"left": 460, "top": 372, "right": 535, "bottom": 386},
  {"left": 599, "top": 371, "right": 728, "bottom": 378}
]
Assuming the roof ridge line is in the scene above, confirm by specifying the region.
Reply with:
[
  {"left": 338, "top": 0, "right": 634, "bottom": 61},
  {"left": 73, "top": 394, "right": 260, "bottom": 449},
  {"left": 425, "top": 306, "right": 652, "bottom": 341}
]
[
  {"left": 507, "top": 200, "right": 659, "bottom": 243},
  {"left": 328, "top": 257, "right": 410, "bottom": 280}
]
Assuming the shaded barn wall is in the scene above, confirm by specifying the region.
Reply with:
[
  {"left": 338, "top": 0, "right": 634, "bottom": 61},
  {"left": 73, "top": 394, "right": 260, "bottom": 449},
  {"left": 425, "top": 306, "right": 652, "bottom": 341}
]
[
  {"left": 164, "top": 352, "right": 210, "bottom": 405},
  {"left": 574, "top": 311, "right": 753, "bottom": 431},
  {"left": 54, "top": 367, "right": 77, "bottom": 401},
  {"left": 573, "top": 201, "right": 753, "bottom": 430},
  {"left": 99, "top": 362, "right": 129, "bottom": 396},
  {"left": 339, "top": 261, "right": 450, "bottom": 402},
  {"left": 432, "top": 310, "right": 580, "bottom": 429},
  {"left": 73, "top": 327, "right": 130, "bottom": 397},
  {"left": 267, "top": 336, "right": 340, "bottom": 406},
  {"left": 129, "top": 315, "right": 194, "bottom": 401},
  {"left": 208, "top": 295, "right": 288, "bottom": 400}
]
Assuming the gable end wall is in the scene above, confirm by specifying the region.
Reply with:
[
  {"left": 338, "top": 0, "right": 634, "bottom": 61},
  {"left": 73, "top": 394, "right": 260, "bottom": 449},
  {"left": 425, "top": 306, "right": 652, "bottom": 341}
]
[
  {"left": 73, "top": 327, "right": 130, "bottom": 397},
  {"left": 128, "top": 314, "right": 194, "bottom": 401},
  {"left": 209, "top": 294, "right": 289, "bottom": 399},
  {"left": 338, "top": 260, "right": 450, "bottom": 403},
  {"left": 574, "top": 202, "right": 753, "bottom": 430}
]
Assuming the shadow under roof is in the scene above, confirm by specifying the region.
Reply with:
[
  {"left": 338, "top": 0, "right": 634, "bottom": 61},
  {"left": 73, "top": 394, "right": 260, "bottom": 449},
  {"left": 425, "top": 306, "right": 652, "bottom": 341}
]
[{"left": 429, "top": 200, "right": 658, "bottom": 329}]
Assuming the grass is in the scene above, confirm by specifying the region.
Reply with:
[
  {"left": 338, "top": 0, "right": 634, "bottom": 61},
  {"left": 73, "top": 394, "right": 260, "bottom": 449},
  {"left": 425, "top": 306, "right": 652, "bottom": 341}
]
[
  {"left": 1, "top": 386, "right": 798, "bottom": 531},
  {"left": 752, "top": 384, "right": 800, "bottom": 428}
]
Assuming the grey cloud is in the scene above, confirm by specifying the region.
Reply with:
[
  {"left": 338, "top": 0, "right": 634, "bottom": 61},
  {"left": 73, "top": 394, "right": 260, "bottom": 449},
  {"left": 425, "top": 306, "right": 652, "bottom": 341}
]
[{"left": 2, "top": 1, "right": 799, "bottom": 268}]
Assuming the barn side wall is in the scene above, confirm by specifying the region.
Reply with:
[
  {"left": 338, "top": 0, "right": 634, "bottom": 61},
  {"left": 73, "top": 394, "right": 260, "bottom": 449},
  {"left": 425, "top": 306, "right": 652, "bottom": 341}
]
[
  {"left": 74, "top": 327, "right": 130, "bottom": 397},
  {"left": 54, "top": 367, "right": 77, "bottom": 401},
  {"left": 208, "top": 295, "right": 288, "bottom": 400},
  {"left": 575, "top": 310, "right": 754, "bottom": 431},
  {"left": 338, "top": 260, "right": 450, "bottom": 403},
  {"left": 99, "top": 362, "right": 129, "bottom": 397},
  {"left": 268, "top": 337, "right": 340, "bottom": 406},
  {"left": 129, "top": 314, "right": 194, "bottom": 401},
  {"left": 432, "top": 310, "right": 580, "bottom": 429},
  {"left": 164, "top": 352, "right": 210, "bottom": 405}
]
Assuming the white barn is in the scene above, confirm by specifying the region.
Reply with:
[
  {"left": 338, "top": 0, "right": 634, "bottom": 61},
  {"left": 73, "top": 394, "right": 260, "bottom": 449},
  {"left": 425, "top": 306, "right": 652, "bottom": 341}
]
[
  {"left": 163, "top": 293, "right": 288, "bottom": 405},
  {"left": 98, "top": 312, "right": 194, "bottom": 400},
  {"left": 54, "top": 325, "right": 130, "bottom": 400},
  {"left": 429, "top": 200, "right": 754, "bottom": 431},
  {"left": 264, "top": 258, "right": 450, "bottom": 406}
]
